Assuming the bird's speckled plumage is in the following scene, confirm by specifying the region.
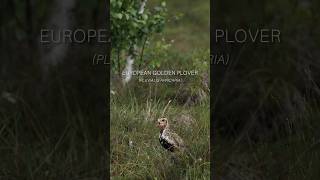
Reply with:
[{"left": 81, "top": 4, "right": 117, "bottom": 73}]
[{"left": 157, "top": 117, "right": 185, "bottom": 152}]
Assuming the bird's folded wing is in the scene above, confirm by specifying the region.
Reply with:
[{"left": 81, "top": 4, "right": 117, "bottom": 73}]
[
  {"left": 168, "top": 132, "right": 184, "bottom": 147},
  {"left": 162, "top": 133, "right": 176, "bottom": 146}
]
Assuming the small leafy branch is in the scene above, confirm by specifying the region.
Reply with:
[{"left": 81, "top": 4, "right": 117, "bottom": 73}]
[{"left": 111, "top": 0, "right": 167, "bottom": 84}]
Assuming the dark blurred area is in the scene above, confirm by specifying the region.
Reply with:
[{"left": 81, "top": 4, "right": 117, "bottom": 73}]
[
  {"left": 212, "top": 0, "right": 320, "bottom": 179},
  {"left": 0, "top": 0, "right": 108, "bottom": 179}
]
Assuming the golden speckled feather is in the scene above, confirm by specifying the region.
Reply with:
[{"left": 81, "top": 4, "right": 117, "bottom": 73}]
[{"left": 157, "top": 117, "right": 185, "bottom": 152}]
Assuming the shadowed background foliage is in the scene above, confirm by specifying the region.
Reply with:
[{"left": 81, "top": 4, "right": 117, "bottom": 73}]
[
  {"left": 212, "top": 0, "right": 320, "bottom": 179},
  {"left": 1, "top": 0, "right": 108, "bottom": 179}
]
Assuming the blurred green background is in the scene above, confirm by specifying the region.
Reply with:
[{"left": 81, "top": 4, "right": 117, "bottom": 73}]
[
  {"left": 213, "top": 0, "right": 320, "bottom": 179},
  {"left": 1, "top": 0, "right": 107, "bottom": 179}
]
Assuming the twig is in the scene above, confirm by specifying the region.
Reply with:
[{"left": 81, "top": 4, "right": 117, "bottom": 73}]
[
  {"left": 138, "top": 0, "right": 147, "bottom": 14},
  {"left": 161, "top": 100, "right": 172, "bottom": 117},
  {"left": 138, "top": 37, "right": 148, "bottom": 70}
]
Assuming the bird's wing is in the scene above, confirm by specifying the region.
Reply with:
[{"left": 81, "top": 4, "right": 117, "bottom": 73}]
[
  {"left": 162, "top": 132, "right": 176, "bottom": 146},
  {"left": 167, "top": 131, "right": 184, "bottom": 147},
  {"left": 172, "top": 133, "right": 185, "bottom": 147}
]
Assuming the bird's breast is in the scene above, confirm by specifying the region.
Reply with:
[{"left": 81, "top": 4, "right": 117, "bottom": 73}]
[{"left": 159, "top": 135, "right": 174, "bottom": 152}]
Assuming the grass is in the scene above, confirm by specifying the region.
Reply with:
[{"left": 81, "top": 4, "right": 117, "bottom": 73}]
[
  {"left": 214, "top": 132, "right": 320, "bottom": 180},
  {"left": 110, "top": 1, "right": 210, "bottom": 179},
  {"left": 110, "top": 87, "right": 210, "bottom": 179},
  {"left": 0, "top": 72, "right": 107, "bottom": 179}
]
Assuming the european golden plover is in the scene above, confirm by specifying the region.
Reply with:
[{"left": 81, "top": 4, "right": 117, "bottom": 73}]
[{"left": 157, "top": 117, "right": 185, "bottom": 152}]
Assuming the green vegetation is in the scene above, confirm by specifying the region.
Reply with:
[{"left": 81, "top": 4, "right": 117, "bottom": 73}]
[
  {"left": 1, "top": 0, "right": 107, "bottom": 179},
  {"left": 111, "top": 0, "right": 167, "bottom": 75},
  {"left": 111, "top": 94, "right": 209, "bottom": 179},
  {"left": 213, "top": 0, "right": 320, "bottom": 179},
  {"left": 110, "top": 0, "right": 210, "bottom": 179}
]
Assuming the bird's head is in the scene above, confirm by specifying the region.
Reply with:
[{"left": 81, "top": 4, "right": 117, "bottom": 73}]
[{"left": 157, "top": 117, "right": 168, "bottom": 130}]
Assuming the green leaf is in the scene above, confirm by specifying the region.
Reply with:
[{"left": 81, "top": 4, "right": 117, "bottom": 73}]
[
  {"left": 125, "top": 13, "right": 130, "bottom": 20},
  {"left": 142, "top": 27, "right": 149, "bottom": 33},
  {"left": 142, "top": 14, "right": 148, "bottom": 20},
  {"left": 117, "top": 1, "right": 122, "bottom": 7},
  {"left": 131, "top": 22, "right": 138, "bottom": 28},
  {"left": 114, "top": 13, "right": 123, "bottom": 19}
]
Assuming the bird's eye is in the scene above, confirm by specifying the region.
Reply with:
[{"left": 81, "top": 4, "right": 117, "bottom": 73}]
[{"left": 161, "top": 119, "right": 165, "bottom": 122}]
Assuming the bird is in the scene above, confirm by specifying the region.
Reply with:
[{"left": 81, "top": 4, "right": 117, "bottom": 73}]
[{"left": 157, "top": 117, "right": 185, "bottom": 152}]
